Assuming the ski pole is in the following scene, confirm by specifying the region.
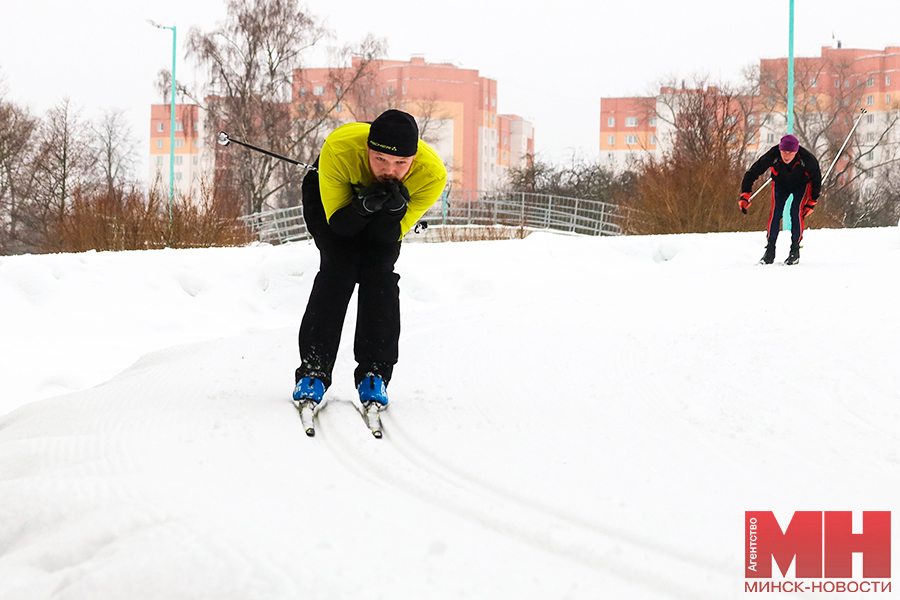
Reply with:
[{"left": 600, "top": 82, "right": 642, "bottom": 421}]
[
  {"left": 748, "top": 177, "right": 771, "bottom": 201},
  {"left": 821, "top": 108, "right": 866, "bottom": 182},
  {"left": 217, "top": 132, "right": 317, "bottom": 171}
]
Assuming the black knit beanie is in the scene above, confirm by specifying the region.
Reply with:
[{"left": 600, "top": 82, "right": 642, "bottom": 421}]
[{"left": 367, "top": 110, "right": 419, "bottom": 157}]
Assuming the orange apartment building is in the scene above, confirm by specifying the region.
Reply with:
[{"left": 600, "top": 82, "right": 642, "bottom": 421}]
[
  {"left": 297, "top": 56, "right": 533, "bottom": 192},
  {"left": 148, "top": 104, "right": 209, "bottom": 197},
  {"left": 599, "top": 45, "right": 900, "bottom": 177},
  {"left": 599, "top": 96, "right": 658, "bottom": 170}
]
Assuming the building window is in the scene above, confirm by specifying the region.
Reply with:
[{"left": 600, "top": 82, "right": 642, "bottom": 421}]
[
  {"left": 810, "top": 77, "right": 817, "bottom": 87},
  {"left": 387, "top": 86, "right": 393, "bottom": 96},
  {"left": 834, "top": 80, "right": 840, "bottom": 88},
  {"left": 175, "top": 122, "right": 183, "bottom": 132},
  {"left": 607, "top": 153, "right": 614, "bottom": 162},
  {"left": 313, "top": 86, "right": 325, "bottom": 96},
  {"left": 649, "top": 117, "right": 657, "bottom": 126},
  {"left": 402, "top": 85, "right": 407, "bottom": 94},
  {"left": 867, "top": 77, "right": 875, "bottom": 87},
  {"left": 886, "top": 94, "right": 892, "bottom": 105},
  {"left": 175, "top": 139, "right": 184, "bottom": 148},
  {"left": 175, "top": 172, "right": 183, "bottom": 181},
  {"left": 607, "top": 135, "right": 615, "bottom": 146},
  {"left": 867, "top": 113, "right": 875, "bottom": 124},
  {"left": 157, "top": 139, "right": 164, "bottom": 149},
  {"left": 767, "top": 133, "right": 776, "bottom": 143},
  {"left": 748, "top": 115, "right": 756, "bottom": 125},
  {"left": 193, "top": 156, "right": 198, "bottom": 165},
  {"left": 157, "top": 122, "right": 164, "bottom": 132},
  {"left": 867, "top": 95, "right": 875, "bottom": 106},
  {"left": 175, "top": 156, "right": 183, "bottom": 165},
  {"left": 607, "top": 117, "right": 615, "bottom": 127},
  {"left": 156, "top": 156, "right": 163, "bottom": 165},
  {"left": 886, "top": 76, "right": 892, "bottom": 86},
  {"left": 725, "top": 115, "right": 737, "bottom": 125},
  {"left": 625, "top": 135, "right": 638, "bottom": 145},
  {"left": 625, "top": 117, "right": 638, "bottom": 127},
  {"left": 298, "top": 87, "right": 306, "bottom": 97},
  {"left": 649, "top": 135, "right": 657, "bottom": 145}
]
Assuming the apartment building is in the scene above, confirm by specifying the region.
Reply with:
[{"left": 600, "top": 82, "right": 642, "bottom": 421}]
[
  {"left": 148, "top": 104, "right": 210, "bottom": 198},
  {"left": 599, "top": 45, "right": 900, "bottom": 177},
  {"left": 599, "top": 96, "right": 658, "bottom": 170}
]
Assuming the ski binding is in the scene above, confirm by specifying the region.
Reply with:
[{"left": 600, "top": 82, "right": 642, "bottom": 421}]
[{"left": 362, "top": 401, "right": 385, "bottom": 438}]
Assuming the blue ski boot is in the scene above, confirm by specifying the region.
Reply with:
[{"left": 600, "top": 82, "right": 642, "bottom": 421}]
[
  {"left": 293, "top": 376, "right": 325, "bottom": 437},
  {"left": 358, "top": 375, "right": 388, "bottom": 438},
  {"left": 293, "top": 376, "right": 325, "bottom": 405},
  {"left": 358, "top": 374, "right": 389, "bottom": 406}
]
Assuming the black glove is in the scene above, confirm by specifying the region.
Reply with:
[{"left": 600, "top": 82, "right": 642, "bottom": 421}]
[
  {"left": 352, "top": 182, "right": 391, "bottom": 216},
  {"left": 382, "top": 180, "right": 410, "bottom": 215}
]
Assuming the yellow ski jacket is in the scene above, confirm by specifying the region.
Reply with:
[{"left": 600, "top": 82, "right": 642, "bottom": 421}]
[{"left": 318, "top": 122, "right": 448, "bottom": 239}]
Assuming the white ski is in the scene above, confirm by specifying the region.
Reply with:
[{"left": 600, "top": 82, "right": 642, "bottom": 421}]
[
  {"left": 296, "top": 400, "right": 317, "bottom": 437},
  {"left": 362, "top": 401, "right": 385, "bottom": 439}
]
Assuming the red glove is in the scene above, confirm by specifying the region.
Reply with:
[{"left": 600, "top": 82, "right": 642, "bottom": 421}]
[
  {"left": 739, "top": 193, "right": 751, "bottom": 214},
  {"left": 801, "top": 198, "right": 817, "bottom": 218}
]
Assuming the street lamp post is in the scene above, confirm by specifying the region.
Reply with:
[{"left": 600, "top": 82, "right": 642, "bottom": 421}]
[
  {"left": 786, "top": 0, "right": 795, "bottom": 135},
  {"left": 148, "top": 19, "right": 176, "bottom": 240},
  {"left": 783, "top": 0, "right": 796, "bottom": 232}
]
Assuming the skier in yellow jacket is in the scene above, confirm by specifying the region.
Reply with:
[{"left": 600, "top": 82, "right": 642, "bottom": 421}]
[{"left": 292, "top": 110, "right": 447, "bottom": 411}]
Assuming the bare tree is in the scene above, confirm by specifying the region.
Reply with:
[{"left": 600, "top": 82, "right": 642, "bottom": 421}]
[
  {"left": 0, "top": 85, "right": 39, "bottom": 253},
  {"left": 22, "top": 99, "right": 97, "bottom": 247},
  {"left": 180, "top": 0, "right": 385, "bottom": 213},
  {"left": 620, "top": 76, "right": 766, "bottom": 235},
  {"left": 92, "top": 108, "right": 139, "bottom": 195},
  {"left": 506, "top": 153, "right": 631, "bottom": 204},
  {"left": 654, "top": 75, "right": 763, "bottom": 168}
]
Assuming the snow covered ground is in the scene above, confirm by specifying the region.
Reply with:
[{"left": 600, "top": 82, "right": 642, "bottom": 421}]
[{"left": 0, "top": 227, "right": 898, "bottom": 599}]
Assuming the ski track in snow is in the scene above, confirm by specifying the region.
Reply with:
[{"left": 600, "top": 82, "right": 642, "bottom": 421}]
[{"left": 317, "top": 401, "right": 731, "bottom": 599}]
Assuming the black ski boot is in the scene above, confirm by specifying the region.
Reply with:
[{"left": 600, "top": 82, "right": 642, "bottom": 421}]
[
  {"left": 759, "top": 244, "right": 776, "bottom": 265},
  {"left": 784, "top": 243, "right": 800, "bottom": 265}
]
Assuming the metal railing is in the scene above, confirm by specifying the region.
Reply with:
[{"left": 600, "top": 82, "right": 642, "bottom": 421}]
[{"left": 240, "top": 190, "right": 624, "bottom": 244}]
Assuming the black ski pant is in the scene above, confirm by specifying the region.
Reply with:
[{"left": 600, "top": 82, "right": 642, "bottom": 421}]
[
  {"left": 296, "top": 167, "right": 401, "bottom": 390},
  {"left": 767, "top": 182, "right": 811, "bottom": 248}
]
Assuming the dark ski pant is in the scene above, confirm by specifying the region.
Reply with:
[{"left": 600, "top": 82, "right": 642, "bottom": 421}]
[
  {"left": 767, "top": 183, "right": 811, "bottom": 248},
  {"left": 296, "top": 167, "right": 401, "bottom": 390}
]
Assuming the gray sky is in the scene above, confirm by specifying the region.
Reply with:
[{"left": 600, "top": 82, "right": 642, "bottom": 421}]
[{"left": 1, "top": 0, "right": 898, "bottom": 180}]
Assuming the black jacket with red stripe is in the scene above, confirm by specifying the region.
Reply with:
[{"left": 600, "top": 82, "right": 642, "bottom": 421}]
[{"left": 741, "top": 145, "right": 822, "bottom": 200}]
